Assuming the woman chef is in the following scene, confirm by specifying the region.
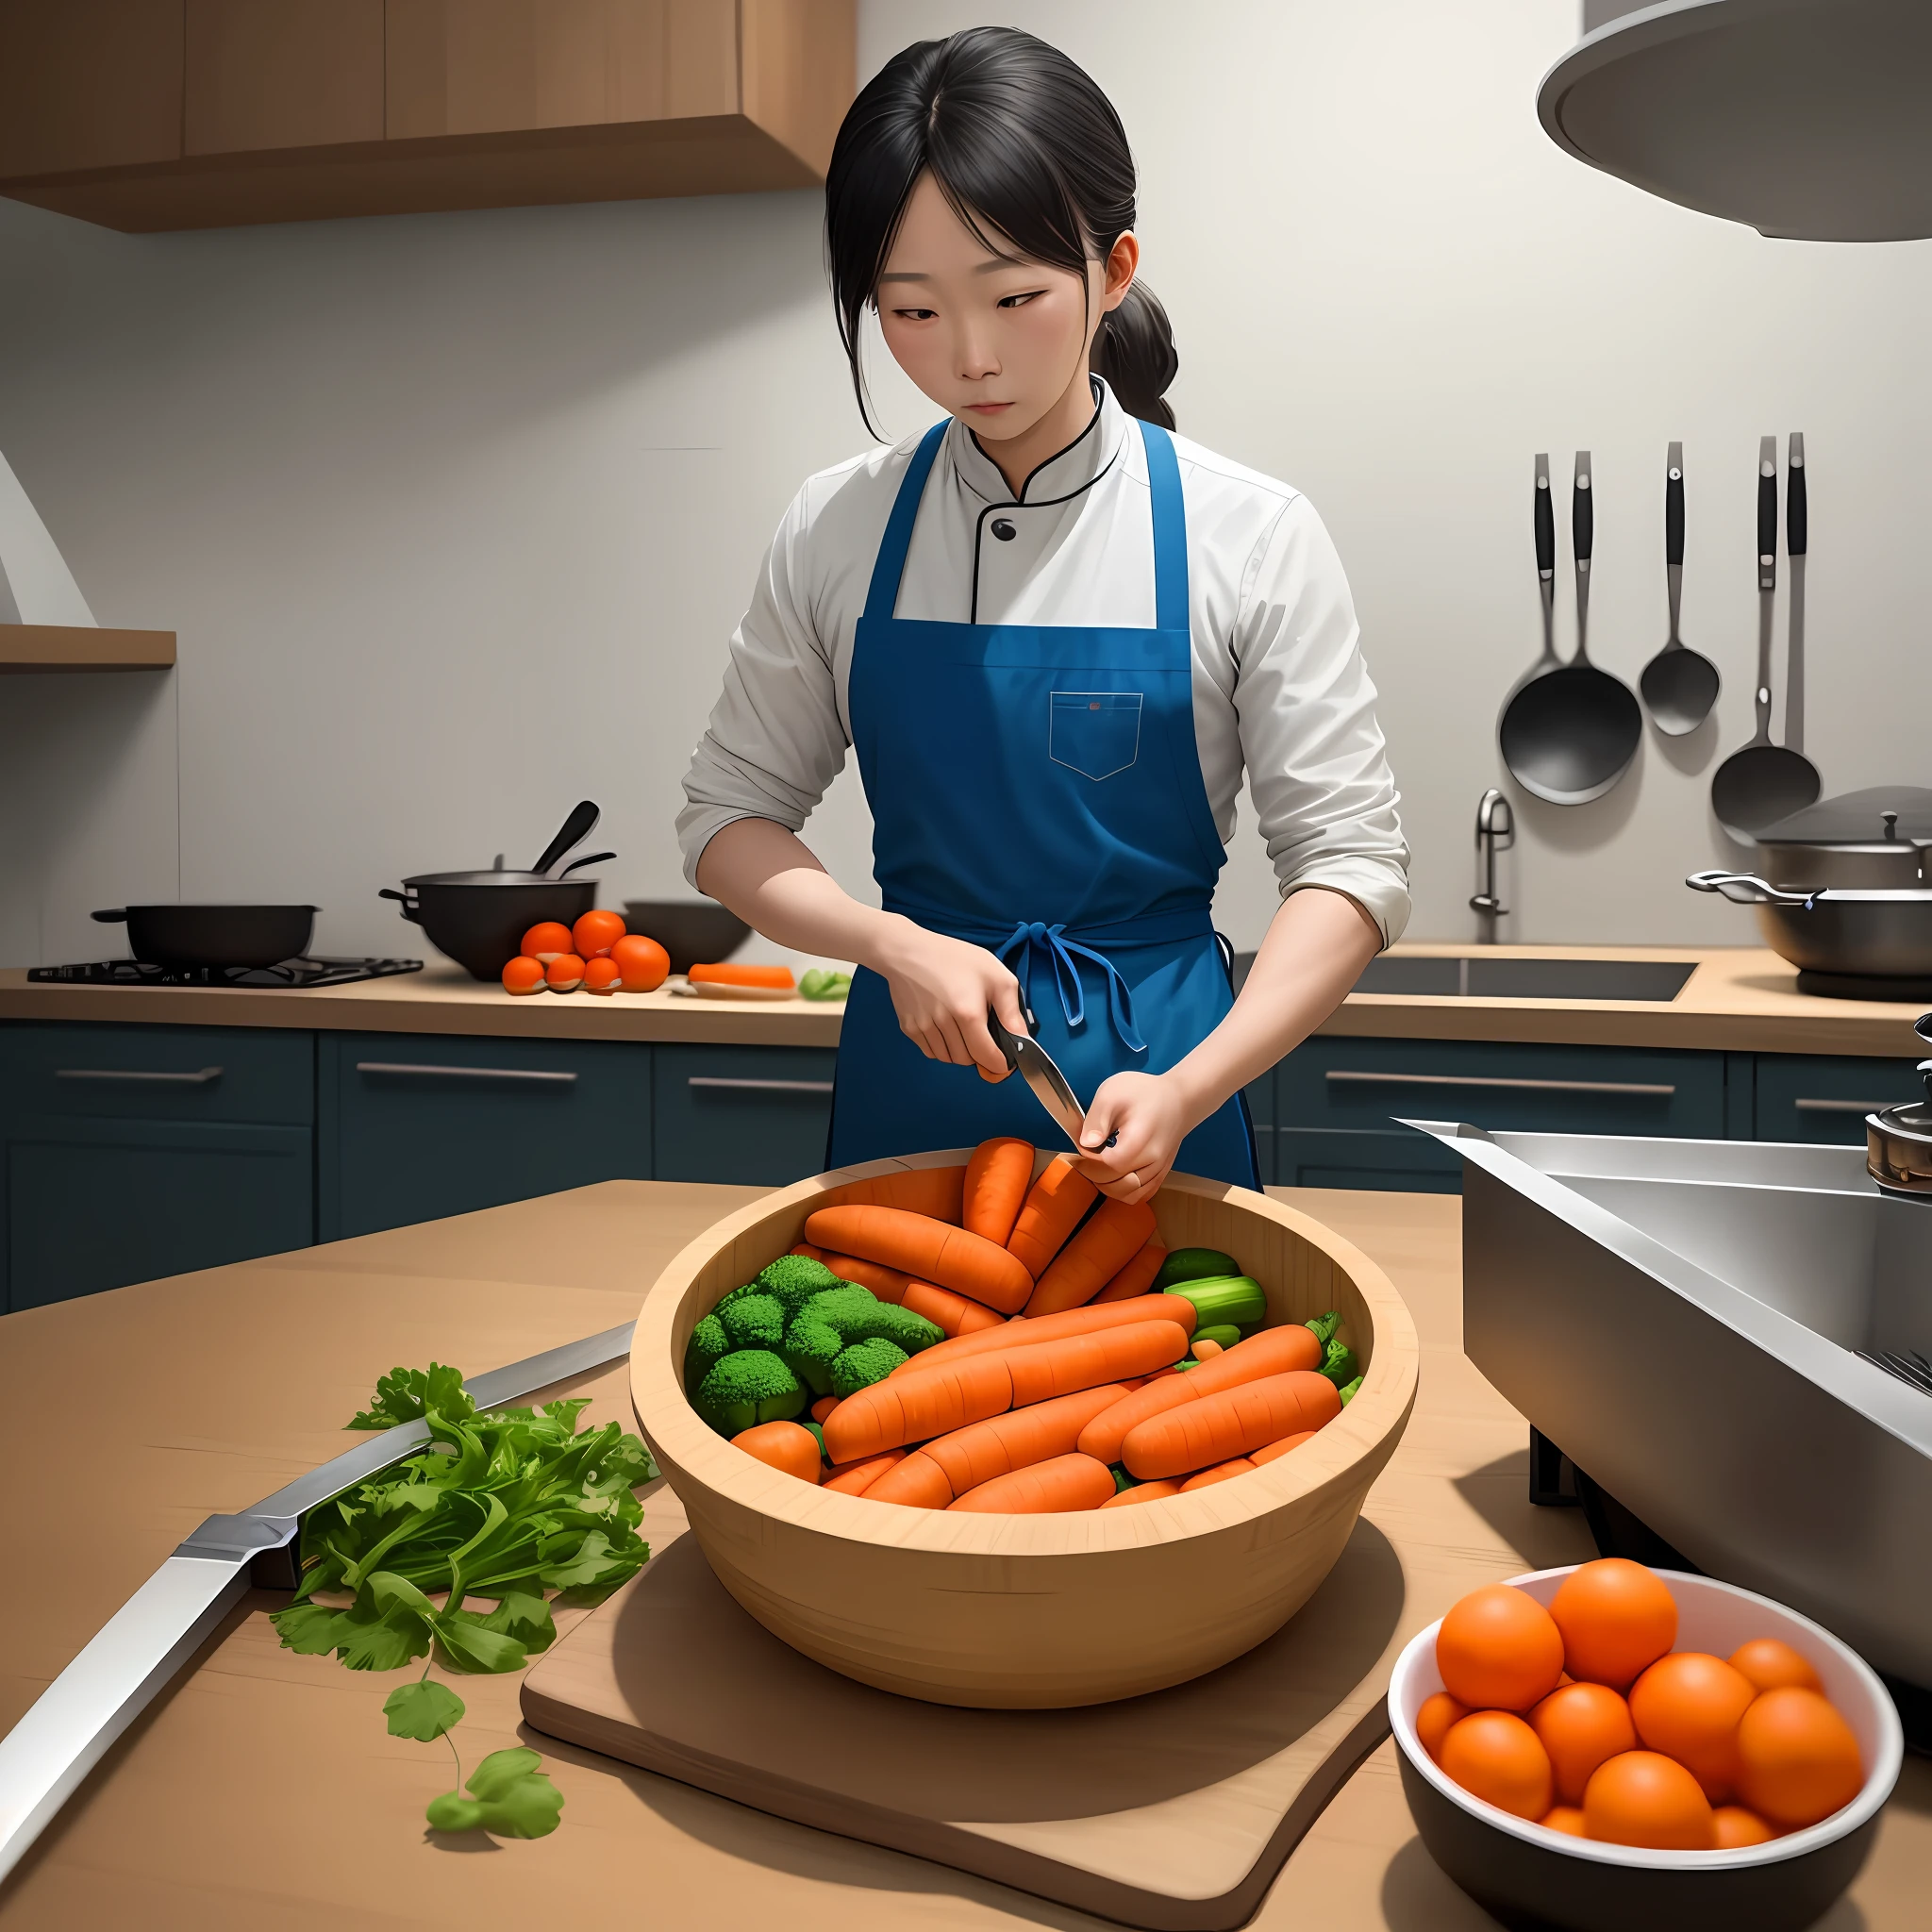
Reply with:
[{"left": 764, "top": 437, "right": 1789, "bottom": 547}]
[{"left": 679, "top": 26, "right": 1408, "bottom": 1205}]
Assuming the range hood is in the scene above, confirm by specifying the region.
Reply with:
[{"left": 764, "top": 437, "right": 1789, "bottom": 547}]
[{"left": 1541, "top": 0, "right": 1932, "bottom": 241}]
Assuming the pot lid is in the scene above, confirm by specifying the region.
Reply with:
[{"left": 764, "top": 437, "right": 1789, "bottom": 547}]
[{"left": 1757, "top": 787, "right": 1932, "bottom": 848}]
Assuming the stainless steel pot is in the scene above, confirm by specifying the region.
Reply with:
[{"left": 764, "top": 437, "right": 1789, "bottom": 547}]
[
  {"left": 1867, "top": 1013, "right": 1932, "bottom": 1203},
  {"left": 1687, "top": 869, "right": 1932, "bottom": 986},
  {"left": 1754, "top": 785, "right": 1932, "bottom": 891}
]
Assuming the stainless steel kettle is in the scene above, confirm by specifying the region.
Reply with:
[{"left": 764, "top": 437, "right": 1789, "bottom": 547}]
[{"left": 1867, "top": 1011, "right": 1932, "bottom": 1202}]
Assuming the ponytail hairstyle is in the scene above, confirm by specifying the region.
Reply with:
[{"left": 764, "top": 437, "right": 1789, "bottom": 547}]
[{"left": 824, "top": 26, "right": 1178, "bottom": 435}]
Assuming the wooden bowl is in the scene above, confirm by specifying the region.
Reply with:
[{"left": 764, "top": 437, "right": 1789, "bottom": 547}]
[{"left": 630, "top": 1150, "right": 1419, "bottom": 1708}]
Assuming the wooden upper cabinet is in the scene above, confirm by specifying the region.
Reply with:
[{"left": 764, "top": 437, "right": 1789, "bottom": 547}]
[
  {"left": 184, "top": 0, "right": 384, "bottom": 156},
  {"left": 385, "top": 0, "right": 737, "bottom": 140},
  {"left": 0, "top": 0, "right": 853, "bottom": 228},
  {"left": 0, "top": 0, "right": 183, "bottom": 179}
]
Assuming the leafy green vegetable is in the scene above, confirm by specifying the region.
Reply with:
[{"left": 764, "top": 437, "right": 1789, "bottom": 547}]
[
  {"left": 347, "top": 1362, "right": 475, "bottom": 1430},
  {"left": 272, "top": 1395, "right": 655, "bottom": 1668},
  {"left": 384, "top": 1678, "right": 466, "bottom": 1741},
  {"left": 1338, "top": 1374, "right": 1364, "bottom": 1406},
  {"left": 1319, "top": 1340, "right": 1359, "bottom": 1388},
  {"left": 426, "top": 1747, "right": 565, "bottom": 1839},
  {"left": 1305, "top": 1310, "right": 1342, "bottom": 1347},
  {"left": 798, "top": 968, "right": 852, "bottom": 1002}
]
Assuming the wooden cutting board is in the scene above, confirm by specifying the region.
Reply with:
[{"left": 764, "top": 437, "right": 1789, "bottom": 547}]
[{"left": 525, "top": 1496, "right": 1440, "bottom": 1932}]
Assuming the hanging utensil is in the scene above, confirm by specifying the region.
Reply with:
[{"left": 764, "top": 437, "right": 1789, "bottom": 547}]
[
  {"left": 1639, "top": 441, "right": 1721, "bottom": 733},
  {"left": 1710, "top": 439, "right": 1820, "bottom": 838},
  {"left": 1498, "top": 451, "right": 1642, "bottom": 804},
  {"left": 1785, "top": 431, "right": 1809, "bottom": 762},
  {"left": 531, "top": 799, "right": 601, "bottom": 877}
]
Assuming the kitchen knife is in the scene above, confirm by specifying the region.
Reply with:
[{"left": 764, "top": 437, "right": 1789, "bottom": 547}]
[
  {"left": 0, "top": 1320, "right": 636, "bottom": 1885},
  {"left": 987, "top": 1008, "right": 1116, "bottom": 1153}
]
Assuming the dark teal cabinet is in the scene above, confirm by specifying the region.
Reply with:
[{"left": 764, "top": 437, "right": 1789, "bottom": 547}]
[
  {"left": 1753, "top": 1054, "right": 1926, "bottom": 1146},
  {"left": 652, "top": 1043, "right": 838, "bottom": 1186},
  {"left": 0, "top": 1023, "right": 315, "bottom": 1309},
  {"left": 317, "top": 1033, "right": 653, "bottom": 1240},
  {"left": 1272, "top": 1036, "right": 1732, "bottom": 1192}
]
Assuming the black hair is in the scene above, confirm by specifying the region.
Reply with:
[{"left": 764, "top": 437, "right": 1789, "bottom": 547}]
[{"left": 824, "top": 26, "right": 1177, "bottom": 435}]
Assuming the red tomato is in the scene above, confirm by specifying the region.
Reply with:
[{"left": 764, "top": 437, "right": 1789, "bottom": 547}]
[
  {"left": 522, "top": 922, "right": 575, "bottom": 962},
  {"left": 573, "top": 909, "right": 628, "bottom": 958},
  {"left": 609, "top": 933, "right": 670, "bottom": 992},
  {"left": 583, "top": 957, "right": 622, "bottom": 995},
  {"left": 545, "top": 954, "right": 586, "bottom": 992},
  {"left": 501, "top": 956, "right": 545, "bottom": 995}
]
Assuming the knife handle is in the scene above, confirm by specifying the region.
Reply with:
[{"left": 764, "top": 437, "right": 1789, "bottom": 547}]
[{"left": 1757, "top": 436, "right": 1777, "bottom": 591}]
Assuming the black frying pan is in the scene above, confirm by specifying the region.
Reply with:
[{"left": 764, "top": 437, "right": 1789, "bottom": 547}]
[
  {"left": 1498, "top": 450, "right": 1642, "bottom": 805},
  {"left": 93, "top": 905, "right": 317, "bottom": 969}
]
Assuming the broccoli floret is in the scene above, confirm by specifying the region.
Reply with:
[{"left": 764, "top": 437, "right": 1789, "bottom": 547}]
[
  {"left": 797, "top": 1286, "right": 942, "bottom": 1356},
  {"left": 756, "top": 1253, "right": 843, "bottom": 1316},
  {"left": 683, "top": 1313, "right": 732, "bottom": 1391},
  {"left": 718, "top": 1292, "right": 785, "bottom": 1352},
  {"left": 694, "top": 1350, "right": 806, "bottom": 1434},
  {"left": 831, "top": 1337, "right": 908, "bottom": 1399},
  {"left": 781, "top": 1316, "right": 843, "bottom": 1397}
]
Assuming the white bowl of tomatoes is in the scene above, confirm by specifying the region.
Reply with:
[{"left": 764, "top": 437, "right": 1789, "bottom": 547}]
[{"left": 1390, "top": 1561, "right": 1904, "bottom": 1932}]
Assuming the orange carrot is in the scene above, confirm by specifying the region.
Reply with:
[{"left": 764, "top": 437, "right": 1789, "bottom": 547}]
[
  {"left": 921, "top": 1384, "right": 1127, "bottom": 1498},
  {"left": 1122, "top": 1370, "right": 1342, "bottom": 1480},
  {"left": 1093, "top": 1239, "right": 1168, "bottom": 1303},
  {"left": 947, "top": 1452, "right": 1115, "bottom": 1513},
  {"left": 1077, "top": 1324, "right": 1324, "bottom": 1464},
  {"left": 805, "top": 1205, "right": 1033, "bottom": 1314},
  {"left": 810, "top": 1395, "right": 840, "bottom": 1424},
  {"left": 690, "top": 962, "right": 793, "bottom": 988},
  {"left": 902, "top": 1279, "right": 1006, "bottom": 1337},
  {"left": 1180, "top": 1457, "right": 1256, "bottom": 1491},
  {"left": 810, "top": 1248, "right": 913, "bottom": 1304},
  {"left": 862, "top": 1451, "right": 953, "bottom": 1508},
  {"left": 1191, "top": 1337, "right": 1225, "bottom": 1360},
  {"left": 1100, "top": 1479, "right": 1183, "bottom": 1507},
  {"left": 824, "top": 1449, "right": 905, "bottom": 1496},
  {"left": 1024, "top": 1197, "right": 1159, "bottom": 1317},
  {"left": 833, "top": 1165, "right": 965, "bottom": 1224},
  {"left": 731, "top": 1420, "right": 822, "bottom": 1484},
  {"left": 962, "top": 1137, "right": 1035, "bottom": 1245},
  {"left": 822, "top": 1353, "right": 1015, "bottom": 1462},
  {"left": 898, "top": 1293, "right": 1195, "bottom": 1376},
  {"left": 1252, "top": 1429, "right": 1319, "bottom": 1466},
  {"left": 1006, "top": 1157, "right": 1099, "bottom": 1279},
  {"left": 1005, "top": 1321, "right": 1190, "bottom": 1407}
]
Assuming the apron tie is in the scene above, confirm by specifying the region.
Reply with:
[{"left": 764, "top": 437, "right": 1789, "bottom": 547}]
[{"left": 996, "top": 922, "right": 1148, "bottom": 1057}]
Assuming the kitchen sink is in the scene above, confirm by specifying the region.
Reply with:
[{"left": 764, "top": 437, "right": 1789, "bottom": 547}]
[
  {"left": 1409, "top": 1120, "right": 1932, "bottom": 1691},
  {"left": 1349, "top": 956, "right": 1696, "bottom": 1002}
]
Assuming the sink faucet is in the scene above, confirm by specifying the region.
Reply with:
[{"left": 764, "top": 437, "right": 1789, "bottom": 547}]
[{"left": 1472, "top": 788, "right": 1515, "bottom": 935}]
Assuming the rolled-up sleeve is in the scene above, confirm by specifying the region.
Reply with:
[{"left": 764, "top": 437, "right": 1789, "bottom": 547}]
[
  {"left": 676, "top": 486, "right": 851, "bottom": 888},
  {"left": 1234, "top": 494, "right": 1410, "bottom": 946}
]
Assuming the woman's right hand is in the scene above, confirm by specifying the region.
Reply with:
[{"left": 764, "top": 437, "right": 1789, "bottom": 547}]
[{"left": 874, "top": 917, "right": 1027, "bottom": 1081}]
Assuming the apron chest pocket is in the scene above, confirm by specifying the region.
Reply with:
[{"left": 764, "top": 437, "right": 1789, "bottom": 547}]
[{"left": 1049, "top": 691, "right": 1143, "bottom": 781}]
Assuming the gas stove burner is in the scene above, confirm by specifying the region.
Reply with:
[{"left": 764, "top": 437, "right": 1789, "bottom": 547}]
[{"left": 28, "top": 957, "right": 425, "bottom": 990}]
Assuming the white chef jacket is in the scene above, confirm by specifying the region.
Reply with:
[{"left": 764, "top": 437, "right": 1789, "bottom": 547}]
[{"left": 677, "top": 379, "right": 1410, "bottom": 944}]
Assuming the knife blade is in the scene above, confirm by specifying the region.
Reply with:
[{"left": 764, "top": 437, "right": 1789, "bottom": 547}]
[
  {"left": 987, "top": 1008, "right": 1116, "bottom": 1154},
  {"left": 0, "top": 1319, "right": 636, "bottom": 1884}
]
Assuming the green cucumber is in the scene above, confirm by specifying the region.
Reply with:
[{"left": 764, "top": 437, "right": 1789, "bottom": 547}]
[
  {"left": 1191, "top": 1324, "right": 1241, "bottom": 1351},
  {"left": 801, "top": 1419, "right": 827, "bottom": 1461},
  {"left": 1153, "top": 1246, "right": 1241, "bottom": 1291},
  {"left": 1165, "top": 1274, "right": 1267, "bottom": 1329}
]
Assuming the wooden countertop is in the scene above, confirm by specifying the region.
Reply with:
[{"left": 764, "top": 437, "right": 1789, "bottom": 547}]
[
  {"left": 0, "top": 1183, "right": 1923, "bottom": 1929},
  {"left": 1, "top": 945, "right": 1923, "bottom": 1057}
]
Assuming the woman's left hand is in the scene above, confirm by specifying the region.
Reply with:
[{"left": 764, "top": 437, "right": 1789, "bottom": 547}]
[{"left": 1071, "top": 1071, "right": 1191, "bottom": 1205}]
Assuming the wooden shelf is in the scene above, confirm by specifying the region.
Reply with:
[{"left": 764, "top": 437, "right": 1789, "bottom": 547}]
[
  {"left": 0, "top": 0, "right": 855, "bottom": 233},
  {"left": 0, "top": 624, "right": 176, "bottom": 672}
]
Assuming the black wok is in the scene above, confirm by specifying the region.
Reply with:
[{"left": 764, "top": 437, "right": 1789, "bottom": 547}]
[{"left": 92, "top": 904, "right": 317, "bottom": 970}]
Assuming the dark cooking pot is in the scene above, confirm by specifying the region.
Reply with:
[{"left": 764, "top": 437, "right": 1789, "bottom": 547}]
[
  {"left": 93, "top": 904, "right": 316, "bottom": 970},
  {"left": 381, "top": 870, "right": 601, "bottom": 982},
  {"left": 1754, "top": 786, "right": 1932, "bottom": 891},
  {"left": 621, "top": 899, "right": 750, "bottom": 977},
  {"left": 1688, "top": 870, "right": 1932, "bottom": 995}
]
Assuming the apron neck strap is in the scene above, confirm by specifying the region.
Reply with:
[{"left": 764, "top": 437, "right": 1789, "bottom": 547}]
[
  {"left": 862, "top": 421, "right": 950, "bottom": 624},
  {"left": 1140, "top": 420, "right": 1189, "bottom": 633}
]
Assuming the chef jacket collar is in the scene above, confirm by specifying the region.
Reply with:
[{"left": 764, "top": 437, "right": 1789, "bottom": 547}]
[{"left": 951, "top": 376, "right": 1126, "bottom": 508}]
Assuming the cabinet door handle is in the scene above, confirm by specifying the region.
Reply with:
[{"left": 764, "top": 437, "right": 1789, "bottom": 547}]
[
  {"left": 688, "top": 1076, "right": 836, "bottom": 1094},
  {"left": 56, "top": 1065, "right": 224, "bottom": 1085},
  {"left": 1324, "top": 1070, "right": 1675, "bottom": 1097},
  {"left": 1792, "top": 1096, "right": 1896, "bottom": 1114},
  {"left": 355, "top": 1061, "right": 577, "bottom": 1085}
]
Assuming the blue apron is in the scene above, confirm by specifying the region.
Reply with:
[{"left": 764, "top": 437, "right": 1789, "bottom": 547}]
[{"left": 825, "top": 416, "right": 1258, "bottom": 1190}]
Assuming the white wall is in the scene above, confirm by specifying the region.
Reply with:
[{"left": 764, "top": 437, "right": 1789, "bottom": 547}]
[{"left": 2, "top": 0, "right": 1928, "bottom": 969}]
